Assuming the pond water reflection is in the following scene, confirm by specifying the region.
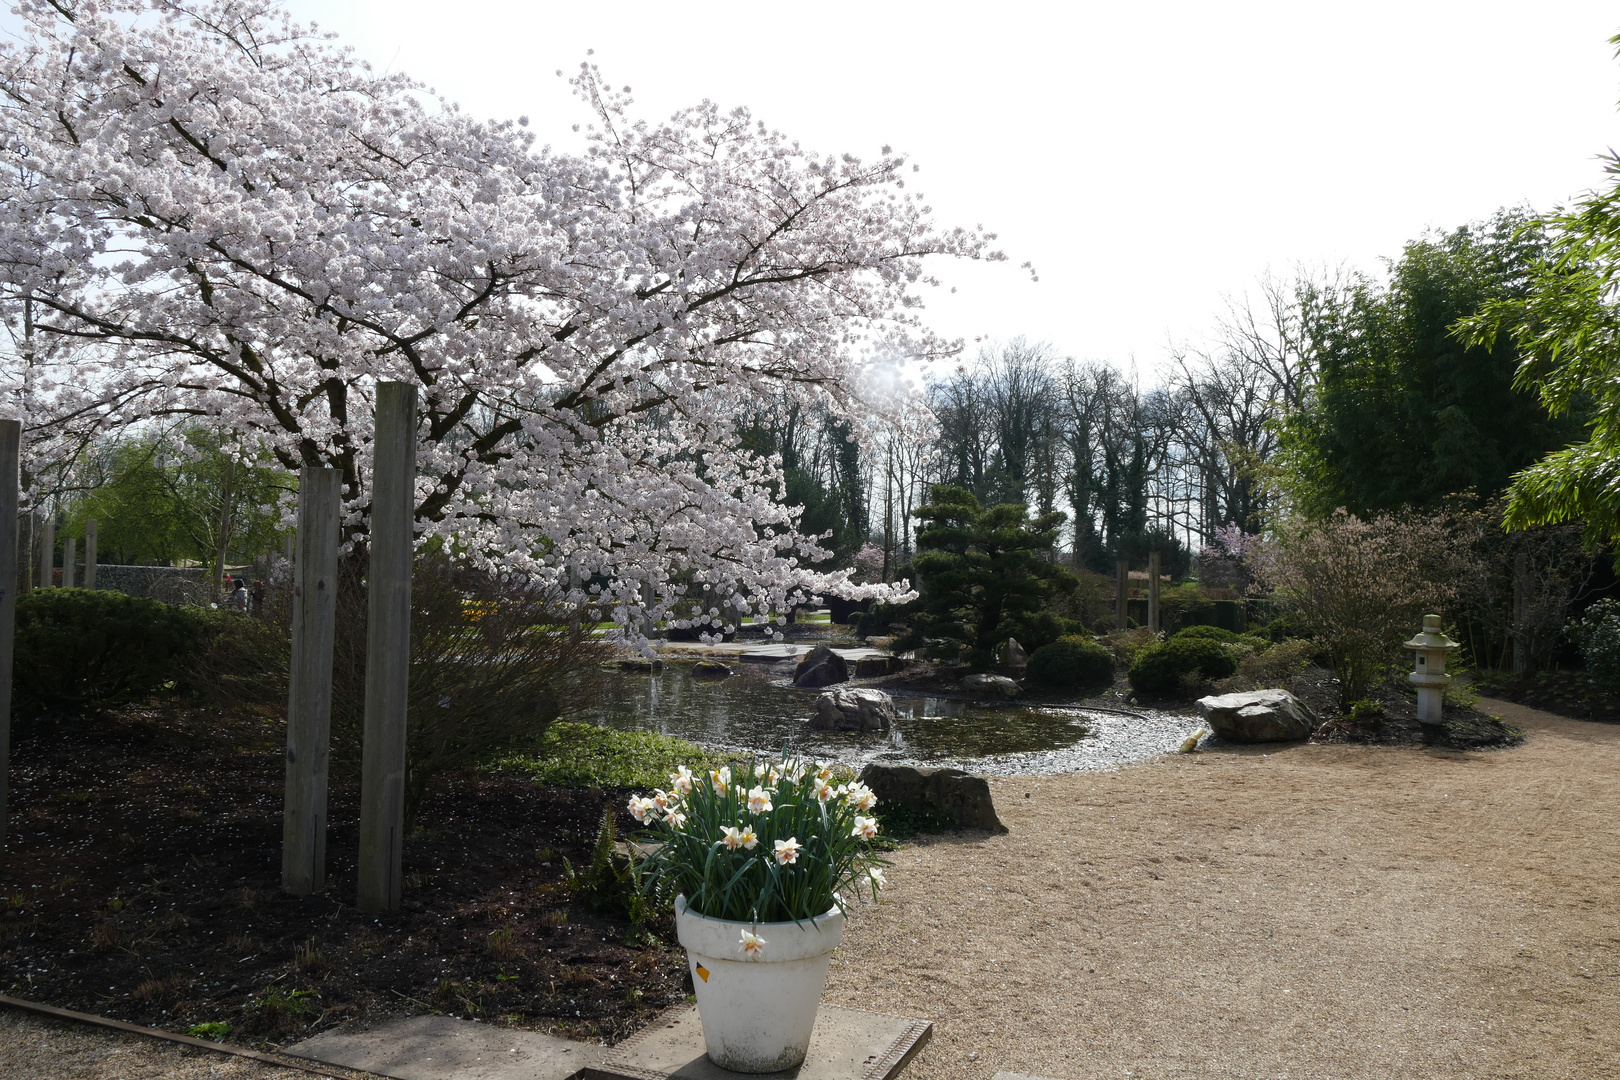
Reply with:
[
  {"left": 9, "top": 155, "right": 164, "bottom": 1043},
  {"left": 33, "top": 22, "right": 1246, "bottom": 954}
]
[{"left": 587, "top": 665, "right": 1101, "bottom": 766}]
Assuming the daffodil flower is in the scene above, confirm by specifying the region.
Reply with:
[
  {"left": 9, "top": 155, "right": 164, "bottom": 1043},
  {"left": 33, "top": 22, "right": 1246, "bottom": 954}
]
[
  {"left": 867, "top": 866, "right": 886, "bottom": 887},
  {"left": 719, "top": 826, "right": 758, "bottom": 851},
  {"left": 670, "top": 766, "right": 694, "bottom": 794},
  {"left": 747, "top": 786, "right": 773, "bottom": 814},
  {"left": 844, "top": 782, "right": 877, "bottom": 811},
  {"left": 774, "top": 837, "right": 801, "bottom": 865},
  {"left": 710, "top": 766, "right": 732, "bottom": 787},
  {"left": 852, "top": 815, "right": 878, "bottom": 839},
  {"left": 664, "top": 808, "right": 687, "bottom": 828},
  {"left": 627, "top": 796, "right": 656, "bottom": 823},
  {"left": 739, "top": 929, "right": 766, "bottom": 956},
  {"left": 754, "top": 763, "right": 768, "bottom": 779},
  {"left": 814, "top": 781, "right": 836, "bottom": 803}
]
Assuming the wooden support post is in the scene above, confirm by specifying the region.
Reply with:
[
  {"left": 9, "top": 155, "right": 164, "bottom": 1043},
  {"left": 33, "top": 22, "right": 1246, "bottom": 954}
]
[
  {"left": 1115, "top": 559, "right": 1128, "bottom": 631},
  {"left": 38, "top": 514, "right": 53, "bottom": 590},
  {"left": 62, "top": 537, "right": 74, "bottom": 589},
  {"left": 1148, "top": 550, "right": 1161, "bottom": 634},
  {"left": 358, "top": 382, "right": 416, "bottom": 914},
  {"left": 282, "top": 468, "right": 342, "bottom": 896},
  {"left": 84, "top": 519, "right": 97, "bottom": 590},
  {"left": 19, "top": 512, "right": 33, "bottom": 596},
  {"left": 0, "top": 422, "right": 19, "bottom": 854}
]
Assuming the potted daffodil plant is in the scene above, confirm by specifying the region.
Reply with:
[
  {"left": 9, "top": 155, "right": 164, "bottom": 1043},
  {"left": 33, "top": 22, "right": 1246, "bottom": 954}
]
[{"left": 630, "top": 752, "right": 887, "bottom": 1073}]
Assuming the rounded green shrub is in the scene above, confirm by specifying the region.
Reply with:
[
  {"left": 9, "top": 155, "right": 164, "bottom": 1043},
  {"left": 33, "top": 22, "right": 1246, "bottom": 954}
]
[
  {"left": 15, "top": 588, "right": 209, "bottom": 713},
  {"left": 1172, "top": 625, "right": 1237, "bottom": 643},
  {"left": 1025, "top": 635, "right": 1115, "bottom": 691},
  {"left": 1127, "top": 638, "right": 1239, "bottom": 698}
]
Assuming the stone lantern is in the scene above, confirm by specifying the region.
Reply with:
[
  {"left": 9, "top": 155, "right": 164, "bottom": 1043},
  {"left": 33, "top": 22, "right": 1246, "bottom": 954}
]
[{"left": 1404, "top": 614, "right": 1459, "bottom": 723}]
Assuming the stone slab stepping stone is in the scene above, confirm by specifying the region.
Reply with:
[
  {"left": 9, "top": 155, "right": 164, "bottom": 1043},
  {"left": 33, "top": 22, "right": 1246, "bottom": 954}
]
[
  {"left": 285, "top": 1014, "right": 607, "bottom": 1080},
  {"left": 587, "top": 1004, "right": 931, "bottom": 1080}
]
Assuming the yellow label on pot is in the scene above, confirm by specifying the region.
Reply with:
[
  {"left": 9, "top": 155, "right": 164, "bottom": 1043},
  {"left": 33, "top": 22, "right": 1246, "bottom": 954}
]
[{"left": 695, "top": 963, "right": 709, "bottom": 982}]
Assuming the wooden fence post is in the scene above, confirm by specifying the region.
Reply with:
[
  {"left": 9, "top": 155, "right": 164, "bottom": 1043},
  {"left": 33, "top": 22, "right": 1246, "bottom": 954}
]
[
  {"left": 84, "top": 519, "right": 97, "bottom": 590},
  {"left": 1115, "top": 559, "right": 1128, "bottom": 631},
  {"left": 37, "top": 514, "right": 53, "bottom": 590},
  {"left": 62, "top": 537, "right": 74, "bottom": 589},
  {"left": 0, "top": 422, "right": 20, "bottom": 853},
  {"left": 20, "top": 512, "right": 33, "bottom": 596},
  {"left": 1148, "top": 550, "right": 1161, "bottom": 634},
  {"left": 358, "top": 382, "right": 416, "bottom": 914},
  {"left": 282, "top": 468, "right": 342, "bottom": 895}
]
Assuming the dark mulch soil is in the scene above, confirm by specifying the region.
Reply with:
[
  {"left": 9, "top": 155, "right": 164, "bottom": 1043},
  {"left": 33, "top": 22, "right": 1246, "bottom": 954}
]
[
  {"left": 1474, "top": 669, "right": 1620, "bottom": 724},
  {"left": 0, "top": 709, "right": 687, "bottom": 1049},
  {"left": 1284, "top": 668, "right": 1524, "bottom": 750}
]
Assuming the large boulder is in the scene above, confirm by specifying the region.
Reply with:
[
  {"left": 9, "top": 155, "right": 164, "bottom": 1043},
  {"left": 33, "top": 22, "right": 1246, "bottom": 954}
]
[
  {"left": 962, "top": 672, "right": 1021, "bottom": 699},
  {"left": 998, "top": 637, "right": 1029, "bottom": 673},
  {"left": 810, "top": 688, "right": 897, "bottom": 733},
  {"left": 856, "top": 764, "right": 1008, "bottom": 833},
  {"left": 793, "top": 644, "right": 850, "bottom": 688},
  {"left": 1196, "top": 688, "right": 1316, "bottom": 743},
  {"left": 691, "top": 660, "right": 733, "bottom": 680}
]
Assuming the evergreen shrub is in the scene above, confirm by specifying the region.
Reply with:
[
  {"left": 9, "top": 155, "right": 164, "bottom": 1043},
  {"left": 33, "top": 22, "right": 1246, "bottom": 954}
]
[
  {"left": 14, "top": 588, "right": 208, "bottom": 712},
  {"left": 1128, "top": 638, "right": 1239, "bottom": 697},
  {"left": 1173, "top": 625, "right": 1238, "bottom": 643},
  {"left": 1025, "top": 635, "right": 1115, "bottom": 691}
]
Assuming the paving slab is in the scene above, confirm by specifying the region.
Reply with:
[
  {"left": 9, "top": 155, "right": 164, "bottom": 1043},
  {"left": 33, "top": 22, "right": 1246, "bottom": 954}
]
[
  {"left": 587, "top": 1005, "right": 930, "bottom": 1080},
  {"left": 285, "top": 1015, "right": 607, "bottom": 1080}
]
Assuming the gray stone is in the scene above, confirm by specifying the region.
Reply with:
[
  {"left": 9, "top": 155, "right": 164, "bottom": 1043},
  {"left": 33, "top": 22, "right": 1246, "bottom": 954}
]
[
  {"left": 1196, "top": 688, "right": 1316, "bottom": 743},
  {"left": 793, "top": 644, "right": 850, "bottom": 688},
  {"left": 690, "top": 660, "right": 732, "bottom": 680},
  {"left": 961, "top": 672, "right": 1021, "bottom": 698},
  {"left": 857, "top": 763, "right": 1008, "bottom": 833},
  {"left": 999, "top": 637, "right": 1028, "bottom": 672},
  {"left": 286, "top": 1014, "right": 606, "bottom": 1080},
  {"left": 810, "top": 687, "right": 896, "bottom": 733},
  {"left": 590, "top": 1004, "right": 931, "bottom": 1080},
  {"left": 618, "top": 658, "right": 664, "bottom": 674}
]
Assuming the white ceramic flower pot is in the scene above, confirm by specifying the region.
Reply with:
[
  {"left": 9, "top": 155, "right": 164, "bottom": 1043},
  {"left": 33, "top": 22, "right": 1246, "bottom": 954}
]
[{"left": 673, "top": 895, "right": 845, "bottom": 1073}]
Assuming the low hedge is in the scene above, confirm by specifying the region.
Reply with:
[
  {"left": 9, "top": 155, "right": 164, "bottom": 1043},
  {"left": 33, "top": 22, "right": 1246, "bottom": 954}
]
[
  {"left": 15, "top": 588, "right": 209, "bottom": 713},
  {"left": 1025, "top": 635, "right": 1115, "bottom": 692},
  {"left": 1127, "top": 637, "right": 1238, "bottom": 697}
]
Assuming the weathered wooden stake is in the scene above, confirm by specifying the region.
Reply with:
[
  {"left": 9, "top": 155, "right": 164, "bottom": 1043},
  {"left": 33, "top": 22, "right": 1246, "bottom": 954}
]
[
  {"left": 358, "top": 382, "right": 417, "bottom": 914},
  {"left": 1148, "top": 550, "right": 1161, "bottom": 634},
  {"left": 84, "top": 519, "right": 98, "bottom": 590},
  {"left": 37, "top": 514, "right": 53, "bottom": 590},
  {"left": 62, "top": 537, "right": 75, "bottom": 589},
  {"left": 0, "top": 422, "right": 21, "bottom": 853},
  {"left": 1114, "top": 559, "right": 1128, "bottom": 631},
  {"left": 20, "top": 512, "right": 33, "bottom": 595},
  {"left": 282, "top": 468, "right": 342, "bottom": 895}
]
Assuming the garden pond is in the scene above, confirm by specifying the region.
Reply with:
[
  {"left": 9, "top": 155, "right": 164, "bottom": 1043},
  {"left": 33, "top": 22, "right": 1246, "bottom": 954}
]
[{"left": 586, "top": 663, "right": 1201, "bottom": 774}]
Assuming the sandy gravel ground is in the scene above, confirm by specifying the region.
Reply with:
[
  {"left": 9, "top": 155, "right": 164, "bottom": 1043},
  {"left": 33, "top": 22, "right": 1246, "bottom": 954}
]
[
  {"left": 6, "top": 698, "right": 1615, "bottom": 1080},
  {"left": 826, "top": 698, "right": 1620, "bottom": 1080}
]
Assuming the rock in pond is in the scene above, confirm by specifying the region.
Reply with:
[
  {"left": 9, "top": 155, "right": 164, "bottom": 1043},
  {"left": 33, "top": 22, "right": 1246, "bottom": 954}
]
[
  {"left": 793, "top": 644, "right": 850, "bottom": 688},
  {"left": 961, "top": 672, "right": 1021, "bottom": 699},
  {"left": 1196, "top": 688, "right": 1316, "bottom": 743},
  {"left": 691, "top": 660, "right": 733, "bottom": 680},
  {"left": 810, "top": 688, "right": 896, "bottom": 733},
  {"left": 854, "top": 654, "right": 904, "bottom": 677},
  {"left": 856, "top": 764, "right": 1008, "bottom": 833},
  {"left": 617, "top": 657, "right": 664, "bottom": 674}
]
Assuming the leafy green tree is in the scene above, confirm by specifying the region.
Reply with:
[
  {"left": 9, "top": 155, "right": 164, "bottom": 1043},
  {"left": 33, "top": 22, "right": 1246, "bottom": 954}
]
[
  {"left": 894, "top": 486, "right": 1076, "bottom": 667},
  {"left": 62, "top": 428, "right": 292, "bottom": 580},
  {"left": 1279, "top": 209, "right": 1580, "bottom": 518},
  {"left": 1462, "top": 115, "right": 1620, "bottom": 547}
]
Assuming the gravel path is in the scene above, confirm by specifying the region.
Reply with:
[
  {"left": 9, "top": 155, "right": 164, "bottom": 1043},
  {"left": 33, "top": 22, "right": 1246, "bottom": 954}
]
[
  {"left": 826, "top": 698, "right": 1620, "bottom": 1080},
  {"left": 6, "top": 698, "right": 1615, "bottom": 1079}
]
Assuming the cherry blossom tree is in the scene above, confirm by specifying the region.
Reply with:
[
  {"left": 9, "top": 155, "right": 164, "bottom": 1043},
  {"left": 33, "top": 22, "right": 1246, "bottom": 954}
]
[{"left": 0, "top": 0, "right": 1006, "bottom": 635}]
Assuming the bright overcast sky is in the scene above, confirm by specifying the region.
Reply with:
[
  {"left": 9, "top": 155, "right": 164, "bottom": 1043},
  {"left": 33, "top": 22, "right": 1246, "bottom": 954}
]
[{"left": 87, "top": 3, "right": 1620, "bottom": 379}]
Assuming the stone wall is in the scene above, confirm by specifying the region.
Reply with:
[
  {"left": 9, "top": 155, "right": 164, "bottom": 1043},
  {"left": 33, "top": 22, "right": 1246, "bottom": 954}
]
[{"left": 62, "top": 564, "right": 214, "bottom": 605}]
